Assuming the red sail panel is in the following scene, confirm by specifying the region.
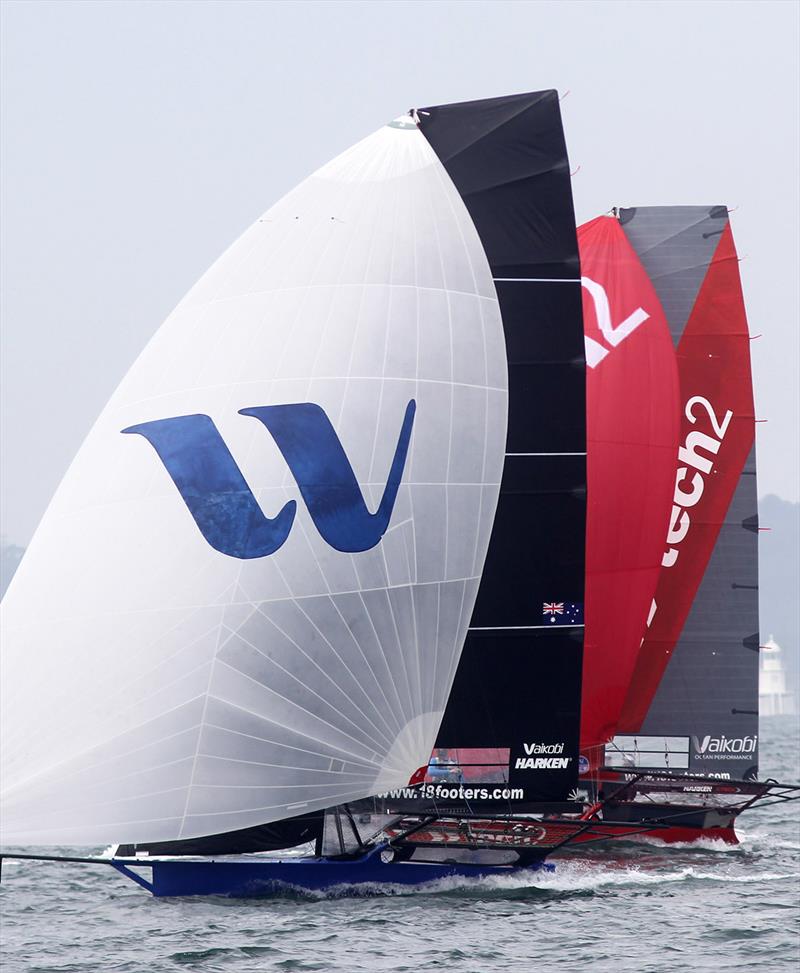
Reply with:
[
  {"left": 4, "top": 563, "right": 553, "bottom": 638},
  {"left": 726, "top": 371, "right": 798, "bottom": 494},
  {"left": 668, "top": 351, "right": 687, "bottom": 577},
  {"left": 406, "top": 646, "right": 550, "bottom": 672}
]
[
  {"left": 579, "top": 216, "right": 680, "bottom": 761},
  {"left": 618, "top": 223, "right": 755, "bottom": 731}
]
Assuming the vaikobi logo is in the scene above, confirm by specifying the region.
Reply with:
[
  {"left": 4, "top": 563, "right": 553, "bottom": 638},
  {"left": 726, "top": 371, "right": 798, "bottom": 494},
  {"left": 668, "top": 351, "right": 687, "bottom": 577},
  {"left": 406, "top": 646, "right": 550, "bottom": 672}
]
[
  {"left": 693, "top": 734, "right": 757, "bottom": 760},
  {"left": 515, "top": 742, "right": 572, "bottom": 771}
]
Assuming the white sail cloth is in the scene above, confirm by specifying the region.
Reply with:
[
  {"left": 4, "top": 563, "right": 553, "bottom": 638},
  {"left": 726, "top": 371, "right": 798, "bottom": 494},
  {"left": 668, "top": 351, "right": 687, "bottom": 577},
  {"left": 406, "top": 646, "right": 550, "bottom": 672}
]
[{"left": 0, "top": 118, "right": 507, "bottom": 844}]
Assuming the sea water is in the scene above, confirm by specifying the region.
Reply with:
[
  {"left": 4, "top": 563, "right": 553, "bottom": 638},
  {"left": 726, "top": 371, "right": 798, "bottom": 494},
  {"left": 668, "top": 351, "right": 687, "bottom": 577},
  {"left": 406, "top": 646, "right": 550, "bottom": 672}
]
[{"left": 2, "top": 716, "right": 798, "bottom": 972}]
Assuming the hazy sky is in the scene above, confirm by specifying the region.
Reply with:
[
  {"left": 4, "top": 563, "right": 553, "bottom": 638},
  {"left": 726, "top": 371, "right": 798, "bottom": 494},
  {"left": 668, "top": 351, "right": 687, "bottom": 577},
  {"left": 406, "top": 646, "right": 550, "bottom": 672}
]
[{"left": 1, "top": 0, "right": 798, "bottom": 545}]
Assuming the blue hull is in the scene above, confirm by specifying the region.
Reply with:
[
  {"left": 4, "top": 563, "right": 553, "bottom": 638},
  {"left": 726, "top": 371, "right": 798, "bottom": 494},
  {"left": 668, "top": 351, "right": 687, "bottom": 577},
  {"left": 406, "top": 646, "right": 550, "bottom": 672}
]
[{"left": 114, "top": 846, "right": 553, "bottom": 898}]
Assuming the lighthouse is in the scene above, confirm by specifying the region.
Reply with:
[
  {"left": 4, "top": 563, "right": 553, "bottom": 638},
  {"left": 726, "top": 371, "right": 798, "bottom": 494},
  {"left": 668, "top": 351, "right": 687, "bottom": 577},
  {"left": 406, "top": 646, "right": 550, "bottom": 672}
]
[{"left": 759, "top": 637, "right": 797, "bottom": 717}]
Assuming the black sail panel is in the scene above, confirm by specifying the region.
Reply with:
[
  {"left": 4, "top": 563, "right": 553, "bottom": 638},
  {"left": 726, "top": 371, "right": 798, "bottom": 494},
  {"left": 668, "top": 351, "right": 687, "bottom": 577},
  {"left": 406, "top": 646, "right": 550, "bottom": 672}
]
[
  {"left": 418, "top": 92, "right": 581, "bottom": 279},
  {"left": 419, "top": 91, "right": 585, "bottom": 806}
]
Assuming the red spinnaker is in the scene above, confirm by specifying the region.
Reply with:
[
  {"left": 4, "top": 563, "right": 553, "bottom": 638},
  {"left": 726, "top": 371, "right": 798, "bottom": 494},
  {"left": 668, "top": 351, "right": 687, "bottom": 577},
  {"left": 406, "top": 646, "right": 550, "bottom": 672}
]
[
  {"left": 618, "top": 223, "right": 756, "bottom": 731},
  {"left": 579, "top": 216, "right": 680, "bottom": 763}
]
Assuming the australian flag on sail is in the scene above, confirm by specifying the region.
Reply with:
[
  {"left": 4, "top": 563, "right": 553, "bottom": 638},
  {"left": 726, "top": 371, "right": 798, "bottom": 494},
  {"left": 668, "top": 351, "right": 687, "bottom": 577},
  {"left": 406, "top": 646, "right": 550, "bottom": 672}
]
[{"left": 542, "top": 601, "right": 584, "bottom": 625}]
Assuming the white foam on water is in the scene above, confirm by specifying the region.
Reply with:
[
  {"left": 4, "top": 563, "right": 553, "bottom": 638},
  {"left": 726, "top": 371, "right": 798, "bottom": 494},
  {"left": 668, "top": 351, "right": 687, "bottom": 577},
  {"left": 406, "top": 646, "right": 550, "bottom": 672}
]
[
  {"left": 632, "top": 834, "right": 743, "bottom": 853},
  {"left": 268, "top": 859, "right": 800, "bottom": 900},
  {"left": 736, "top": 828, "right": 800, "bottom": 852}
]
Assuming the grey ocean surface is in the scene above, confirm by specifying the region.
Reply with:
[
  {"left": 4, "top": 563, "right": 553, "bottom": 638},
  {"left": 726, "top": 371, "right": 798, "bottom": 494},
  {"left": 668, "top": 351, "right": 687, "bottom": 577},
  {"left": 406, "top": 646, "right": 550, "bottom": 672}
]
[{"left": 2, "top": 717, "right": 798, "bottom": 973}]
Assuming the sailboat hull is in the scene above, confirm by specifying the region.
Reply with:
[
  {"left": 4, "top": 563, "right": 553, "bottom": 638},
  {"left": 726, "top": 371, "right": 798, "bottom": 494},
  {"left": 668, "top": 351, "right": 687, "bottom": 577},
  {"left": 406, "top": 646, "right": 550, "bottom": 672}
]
[{"left": 116, "top": 846, "right": 553, "bottom": 898}]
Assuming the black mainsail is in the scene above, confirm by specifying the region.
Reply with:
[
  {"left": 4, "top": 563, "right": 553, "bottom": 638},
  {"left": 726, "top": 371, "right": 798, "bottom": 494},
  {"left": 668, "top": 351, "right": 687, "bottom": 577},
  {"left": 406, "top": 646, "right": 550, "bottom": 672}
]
[{"left": 419, "top": 91, "right": 586, "bottom": 808}]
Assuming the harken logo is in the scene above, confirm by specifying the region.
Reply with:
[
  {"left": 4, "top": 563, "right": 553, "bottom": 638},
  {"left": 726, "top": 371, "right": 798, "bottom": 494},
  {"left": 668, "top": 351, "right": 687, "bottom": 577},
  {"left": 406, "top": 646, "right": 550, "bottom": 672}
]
[
  {"left": 693, "top": 734, "right": 757, "bottom": 759},
  {"left": 515, "top": 742, "right": 572, "bottom": 771},
  {"left": 123, "top": 400, "right": 416, "bottom": 559}
]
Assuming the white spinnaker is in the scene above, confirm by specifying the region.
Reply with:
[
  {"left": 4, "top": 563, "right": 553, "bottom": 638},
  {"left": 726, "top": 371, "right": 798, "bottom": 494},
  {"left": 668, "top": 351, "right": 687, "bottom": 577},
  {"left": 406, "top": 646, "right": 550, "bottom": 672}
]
[{"left": 0, "top": 118, "right": 507, "bottom": 845}]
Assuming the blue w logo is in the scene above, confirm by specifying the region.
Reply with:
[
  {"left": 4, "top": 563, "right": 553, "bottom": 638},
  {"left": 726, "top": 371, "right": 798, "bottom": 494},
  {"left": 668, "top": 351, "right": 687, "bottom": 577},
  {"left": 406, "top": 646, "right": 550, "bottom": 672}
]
[{"left": 122, "top": 400, "right": 416, "bottom": 559}]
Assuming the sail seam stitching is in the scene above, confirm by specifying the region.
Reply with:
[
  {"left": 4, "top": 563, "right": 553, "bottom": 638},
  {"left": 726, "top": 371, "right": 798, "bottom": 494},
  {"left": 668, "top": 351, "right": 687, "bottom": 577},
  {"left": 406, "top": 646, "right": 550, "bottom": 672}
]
[{"left": 469, "top": 624, "right": 584, "bottom": 631}]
